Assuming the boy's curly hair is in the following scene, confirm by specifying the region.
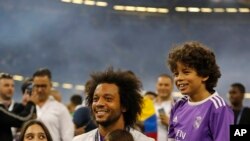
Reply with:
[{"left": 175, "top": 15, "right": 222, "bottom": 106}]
[{"left": 167, "top": 41, "right": 221, "bottom": 93}]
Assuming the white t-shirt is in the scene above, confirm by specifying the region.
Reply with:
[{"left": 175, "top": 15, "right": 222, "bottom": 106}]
[
  {"left": 36, "top": 97, "right": 74, "bottom": 141},
  {"left": 73, "top": 128, "right": 155, "bottom": 141},
  {"left": 154, "top": 100, "right": 172, "bottom": 141}
]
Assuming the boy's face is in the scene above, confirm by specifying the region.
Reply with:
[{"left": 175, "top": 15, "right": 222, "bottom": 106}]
[
  {"left": 173, "top": 62, "right": 208, "bottom": 96},
  {"left": 92, "top": 83, "right": 126, "bottom": 127}
]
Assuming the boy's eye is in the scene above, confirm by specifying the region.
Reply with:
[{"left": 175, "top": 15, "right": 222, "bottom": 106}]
[
  {"left": 173, "top": 72, "right": 178, "bottom": 76},
  {"left": 183, "top": 70, "right": 191, "bottom": 74}
]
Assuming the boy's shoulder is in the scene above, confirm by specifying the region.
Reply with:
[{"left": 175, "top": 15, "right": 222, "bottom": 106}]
[
  {"left": 209, "top": 93, "right": 228, "bottom": 110},
  {"left": 174, "top": 95, "right": 189, "bottom": 107}
]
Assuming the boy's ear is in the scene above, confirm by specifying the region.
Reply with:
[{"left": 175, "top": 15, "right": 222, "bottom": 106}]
[{"left": 202, "top": 76, "right": 209, "bottom": 82}]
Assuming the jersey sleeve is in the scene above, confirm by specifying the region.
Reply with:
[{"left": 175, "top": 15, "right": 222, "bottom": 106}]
[{"left": 209, "top": 105, "right": 234, "bottom": 141}]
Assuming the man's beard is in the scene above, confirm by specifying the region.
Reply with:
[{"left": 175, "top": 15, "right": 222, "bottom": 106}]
[{"left": 95, "top": 111, "right": 122, "bottom": 127}]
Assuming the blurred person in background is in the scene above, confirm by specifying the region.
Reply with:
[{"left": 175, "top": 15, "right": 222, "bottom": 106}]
[
  {"left": 144, "top": 91, "right": 157, "bottom": 101},
  {"left": 0, "top": 73, "right": 37, "bottom": 141},
  {"left": 229, "top": 82, "right": 250, "bottom": 124},
  {"left": 73, "top": 80, "right": 97, "bottom": 136},
  {"left": 32, "top": 68, "right": 74, "bottom": 141},
  {"left": 50, "top": 89, "right": 62, "bottom": 102},
  {"left": 154, "top": 74, "right": 174, "bottom": 141},
  {"left": 67, "top": 94, "right": 82, "bottom": 115}
]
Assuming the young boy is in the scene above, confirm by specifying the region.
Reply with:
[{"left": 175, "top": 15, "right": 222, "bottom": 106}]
[
  {"left": 104, "top": 129, "right": 134, "bottom": 141},
  {"left": 167, "top": 41, "right": 234, "bottom": 141}
]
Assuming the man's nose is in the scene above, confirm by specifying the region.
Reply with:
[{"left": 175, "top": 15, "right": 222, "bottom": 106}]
[{"left": 96, "top": 98, "right": 105, "bottom": 106}]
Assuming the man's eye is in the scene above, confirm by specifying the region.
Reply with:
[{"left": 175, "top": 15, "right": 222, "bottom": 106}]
[
  {"left": 93, "top": 97, "right": 98, "bottom": 102},
  {"left": 105, "top": 97, "right": 112, "bottom": 102}
]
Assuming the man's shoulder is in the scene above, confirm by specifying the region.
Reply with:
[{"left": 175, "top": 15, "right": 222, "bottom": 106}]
[
  {"left": 73, "top": 129, "right": 97, "bottom": 141},
  {"left": 243, "top": 107, "right": 250, "bottom": 114},
  {"left": 130, "top": 129, "right": 155, "bottom": 141}
]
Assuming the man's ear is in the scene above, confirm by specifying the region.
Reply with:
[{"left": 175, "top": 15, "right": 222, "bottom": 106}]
[{"left": 122, "top": 107, "right": 127, "bottom": 112}]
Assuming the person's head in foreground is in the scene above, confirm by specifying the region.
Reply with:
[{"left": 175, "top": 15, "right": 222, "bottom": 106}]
[
  {"left": 19, "top": 120, "right": 53, "bottom": 141},
  {"left": 104, "top": 129, "right": 134, "bottom": 141}
]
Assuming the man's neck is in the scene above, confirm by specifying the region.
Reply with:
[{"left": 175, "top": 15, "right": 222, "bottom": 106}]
[
  {"left": 37, "top": 100, "right": 47, "bottom": 108},
  {"left": 98, "top": 117, "right": 125, "bottom": 137},
  {"left": 232, "top": 104, "right": 243, "bottom": 111},
  {"left": 0, "top": 97, "right": 12, "bottom": 108}
]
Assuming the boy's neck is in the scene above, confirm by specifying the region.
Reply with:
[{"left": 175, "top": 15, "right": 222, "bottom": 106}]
[{"left": 189, "top": 91, "right": 211, "bottom": 102}]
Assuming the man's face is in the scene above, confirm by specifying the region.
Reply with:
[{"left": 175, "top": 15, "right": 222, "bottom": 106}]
[
  {"left": 229, "top": 86, "right": 244, "bottom": 106},
  {"left": 156, "top": 76, "right": 173, "bottom": 99},
  {"left": 0, "top": 78, "right": 14, "bottom": 101},
  {"left": 33, "top": 76, "right": 51, "bottom": 103},
  {"left": 92, "top": 83, "right": 126, "bottom": 127}
]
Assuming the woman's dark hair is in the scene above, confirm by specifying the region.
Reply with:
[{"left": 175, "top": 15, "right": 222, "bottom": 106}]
[
  {"left": 19, "top": 120, "right": 53, "bottom": 141},
  {"left": 86, "top": 68, "right": 143, "bottom": 127},
  {"left": 168, "top": 41, "right": 221, "bottom": 93},
  {"left": 104, "top": 129, "right": 134, "bottom": 141}
]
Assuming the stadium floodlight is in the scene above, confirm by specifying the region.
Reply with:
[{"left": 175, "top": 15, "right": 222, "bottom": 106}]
[
  {"left": 61, "top": 0, "right": 71, "bottom": 3},
  {"left": 239, "top": 8, "right": 250, "bottom": 13},
  {"left": 226, "top": 8, "right": 238, "bottom": 13},
  {"left": 114, "top": 5, "right": 125, "bottom": 11},
  {"left": 125, "top": 6, "right": 136, "bottom": 11},
  {"left": 13, "top": 75, "right": 24, "bottom": 81},
  {"left": 96, "top": 1, "right": 108, "bottom": 7},
  {"left": 213, "top": 8, "right": 225, "bottom": 13},
  {"left": 175, "top": 7, "right": 187, "bottom": 12},
  {"left": 62, "top": 83, "right": 73, "bottom": 89},
  {"left": 72, "top": 0, "right": 83, "bottom": 4},
  {"left": 84, "top": 0, "right": 95, "bottom": 6},
  {"left": 188, "top": 7, "right": 200, "bottom": 12},
  {"left": 201, "top": 8, "right": 212, "bottom": 13},
  {"left": 158, "top": 8, "right": 169, "bottom": 13}
]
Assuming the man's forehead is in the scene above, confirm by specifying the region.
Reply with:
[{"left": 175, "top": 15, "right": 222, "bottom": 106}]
[
  {"left": 0, "top": 78, "right": 14, "bottom": 84},
  {"left": 94, "top": 83, "right": 119, "bottom": 94},
  {"left": 33, "top": 76, "right": 50, "bottom": 81}
]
